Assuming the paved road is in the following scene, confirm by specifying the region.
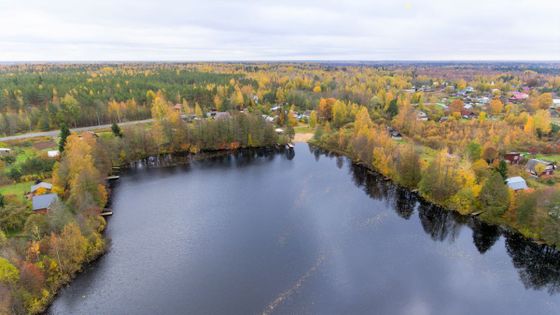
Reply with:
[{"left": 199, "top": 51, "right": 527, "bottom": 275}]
[{"left": 0, "top": 119, "right": 153, "bottom": 142}]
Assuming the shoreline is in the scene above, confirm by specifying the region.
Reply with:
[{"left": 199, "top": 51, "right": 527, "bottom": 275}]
[
  {"left": 309, "top": 140, "right": 555, "bottom": 249},
  {"left": 293, "top": 132, "right": 313, "bottom": 143},
  {"left": 43, "top": 144, "right": 288, "bottom": 314}
]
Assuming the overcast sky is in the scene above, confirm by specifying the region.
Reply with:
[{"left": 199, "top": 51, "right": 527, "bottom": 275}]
[{"left": 0, "top": 0, "right": 559, "bottom": 61}]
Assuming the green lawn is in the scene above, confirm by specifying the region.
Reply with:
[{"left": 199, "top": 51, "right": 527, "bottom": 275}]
[
  {"left": 0, "top": 181, "right": 33, "bottom": 201},
  {"left": 294, "top": 124, "right": 314, "bottom": 134},
  {"left": 533, "top": 154, "right": 560, "bottom": 163},
  {"left": 419, "top": 145, "right": 438, "bottom": 163}
]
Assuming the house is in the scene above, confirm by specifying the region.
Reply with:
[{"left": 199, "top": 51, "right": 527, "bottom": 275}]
[
  {"left": 32, "top": 193, "right": 59, "bottom": 214},
  {"left": 173, "top": 104, "right": 182, "bottom": 112},
  {"left": 552, "top": 99, "right": 560, "bottom": 109},
  {"left": 416, "top": 111, "right": 428, "bottom": 121},
  {"left": 206, "top": 111, "right": 231, "bottom": 120},
  {"left": 461, "top": 109, "right": 476, "bottom": 119},
  {"left": 504, "top": 152, "right": 521, "bottom": 164},
  {"left": 435, "top": 103, "right": 448, "bottom": 111},
  {"left": 29, "top": 181, "right": 53, "bottom": 197},
  {"left": 510, "top": 91, "right": 529, "bottom": 102},
  {"left": 387, "top": 126, "right": 402, "bottom": 140},
  {"left": 262, "top": 115, "right": 275, "bottom": 123},
  {"left": 47, "top": 150, "right": 60, "bottom": 158},
  {"left": 526, "top": 159, "right": 556, "bottom": 177},
  {"left": 275, "top": 128, "right": 285, "bottom": 134},
  {"left": 181, "top": 114, "right": 198, "bottom": 122},
  {"left": 477, "top": 96, "right": 490, "bottom": 104},
  {"left": 0, "top": 148, "right": 11, "bottom": 155},
  {"left": 458, "top": 87, "right": 474, "bottom": 96},
  {"left": 506, "top": 176, "right": 529, "bottom": 191}
]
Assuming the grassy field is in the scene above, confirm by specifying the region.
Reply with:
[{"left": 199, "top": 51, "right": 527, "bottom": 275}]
[
  {"left": 294, "top": 124, "right": 314, "bottom": 134},
  {"left": 533, "top": 154, "right": 560, "bottom": 163},
  {"left": 0, "top": 181, "right": 33, "bottom": 202}
]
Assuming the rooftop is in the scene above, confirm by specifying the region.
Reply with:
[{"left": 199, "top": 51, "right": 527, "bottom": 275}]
[
  {"left": 506, "top": 176, "right": 528, "bottom": 191},
  {"left": 30, "top": 182, "right": 53, "bottom": 193},
  {"left": 32, "top": 193, "right": 58, "bottom": 211}
]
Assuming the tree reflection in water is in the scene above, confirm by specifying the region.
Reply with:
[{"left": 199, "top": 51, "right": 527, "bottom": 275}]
[{"left": 310, "top": 145, "right": 560, "bottom": 296}]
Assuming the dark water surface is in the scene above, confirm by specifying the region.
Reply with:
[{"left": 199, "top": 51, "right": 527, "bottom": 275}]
[{"left": 49, "top": 144, "right": 560, "bottom": 315}]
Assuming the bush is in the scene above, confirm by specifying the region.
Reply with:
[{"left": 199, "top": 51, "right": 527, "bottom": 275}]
[{"left": 0, "top": 204, "right": 31, "bottom": 232}]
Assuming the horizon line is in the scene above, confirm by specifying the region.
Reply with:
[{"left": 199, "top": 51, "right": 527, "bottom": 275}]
[{"left": 1, "top": 59, "right": 560, "bottom": 64}]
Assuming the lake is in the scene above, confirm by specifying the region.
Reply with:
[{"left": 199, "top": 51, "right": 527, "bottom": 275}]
[{"left": 49, "top": 143, "right": 560, "bottom": 315}]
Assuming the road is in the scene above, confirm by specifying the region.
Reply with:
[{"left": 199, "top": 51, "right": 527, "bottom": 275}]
[{"left": 0, "top": 119, "right": 153, "bottom": 142}]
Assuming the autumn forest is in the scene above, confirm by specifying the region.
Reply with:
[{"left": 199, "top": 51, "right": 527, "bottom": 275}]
[{"left": 1, "top": 62, "right": 560, "bottom": 314}]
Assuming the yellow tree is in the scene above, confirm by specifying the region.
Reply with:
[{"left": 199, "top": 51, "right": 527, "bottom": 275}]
[
  {"left": 538, "top": 93, "right": 553, "bottom": 109},
  {"left": 182, "top": 99, "right": 192, "bottom": 115},
  {"left": 534, "top": 109, "right": 552, "bottom": 134},
  {"left": 150, "top": 91, "right": 173, "bottom": 149},
  {"left": 53, "top": 134, "right": 107, "bottom": 211},
  {"left": 489, "top": 99, "right": 504, "bottom": 115},
  {"left": 195, "top": 103, "right": 203, "bottom": 117},
  {"left": 108, "top": 100, "right": 123, "bottom": 122},
  {"left": 354, "top": 106, "right": 372, "bottom": 138},
  {"left": 524, "top": 116, "right": 535, "bottom": 135},
  {"left": 332, "top": 100, "right": 348, "bottom": 127},
  {"left": 231, "top": 87, "right": 244, "bottom": 108},
  {"left": 150, "top": 91, "right": 169, "bottom": 121},
  {"left": 213, "top": 95, "right": 223, "bottom": 111},
  {"left": 309, "top": 111, "right": 318, "bottom": 128}
]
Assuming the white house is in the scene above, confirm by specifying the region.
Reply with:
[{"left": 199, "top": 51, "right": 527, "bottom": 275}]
[
  {"left": 47, "top": 150, "right": 60, "bottom": 158},
  {"left": 416, "top": 111, "right": 428, "bottom": 121},
  {"left": 506, "top": 176, "right": 529, "bottom": 191}
]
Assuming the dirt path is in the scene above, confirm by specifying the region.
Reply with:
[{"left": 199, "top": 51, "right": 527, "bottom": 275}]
[{"left": 0, "top": 119, "right": 153, "bottom": 142}]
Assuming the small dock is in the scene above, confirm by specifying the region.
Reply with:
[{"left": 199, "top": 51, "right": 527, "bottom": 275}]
[
  {"left": 100, "top": 211, "right": 113, "bottom": 217},
  {"left": 286, "top": 143, "right": 294, "bottom": 149},
  {"left": 106, "top": 175, "right": 120, "bottom": 181}
]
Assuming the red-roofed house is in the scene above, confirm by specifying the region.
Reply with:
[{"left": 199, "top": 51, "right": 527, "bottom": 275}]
[{"left": 510, "top": 91, "right": 529, "bottom": 102}]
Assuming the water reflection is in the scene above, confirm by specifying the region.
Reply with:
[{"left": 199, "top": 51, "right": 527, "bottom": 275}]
[
  {"left": 129, "top": 146, "right": 291, "bottom": 169},
  {"left": 470, "top": 220, "right": 501, "bottom": 254},
  {"left": 506, "top": 234, "right": 560, "bottom": 294},
  {"left": 310, "top": 145, "right": 560, "bottom": 296}
]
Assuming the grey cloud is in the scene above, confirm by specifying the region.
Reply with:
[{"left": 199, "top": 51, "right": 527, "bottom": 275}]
[{"left": 0, "top": 0, "right": 558, "bottom": 61}]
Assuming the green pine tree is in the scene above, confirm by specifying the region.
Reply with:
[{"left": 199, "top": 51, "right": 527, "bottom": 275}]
[
  {"left": 112, "top": 122, "right": 123, "bottom": 138},
  {"left": 497, "top": 160, "right": 508, "bottom": 180},
  {"left": 59, "top": 124, "right": 71, "bottom": 152}
]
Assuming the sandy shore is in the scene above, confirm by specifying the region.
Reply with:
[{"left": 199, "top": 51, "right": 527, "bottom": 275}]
[{"left": 294, "top": 133, "right": 313, "bottom": 143}]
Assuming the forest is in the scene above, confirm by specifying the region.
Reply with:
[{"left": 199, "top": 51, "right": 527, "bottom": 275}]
[{"left": 1, "top": 61, "right": 560, "bottom": 313}]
